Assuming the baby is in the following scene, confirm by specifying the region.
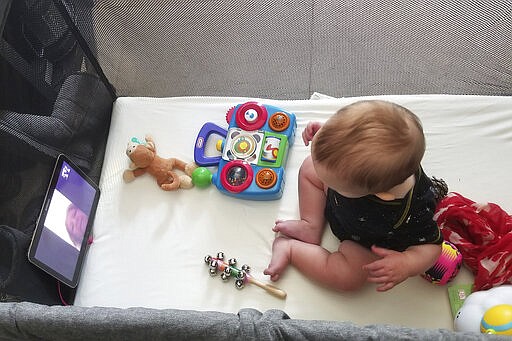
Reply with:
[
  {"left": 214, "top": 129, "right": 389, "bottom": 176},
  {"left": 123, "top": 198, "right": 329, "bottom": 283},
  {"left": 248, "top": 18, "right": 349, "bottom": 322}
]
[
  {"left": 65, "top": 203, "right": 88, "bottom": 250},
  {"left": 264, "top": 100, "right": 444, "bottom": 292}
]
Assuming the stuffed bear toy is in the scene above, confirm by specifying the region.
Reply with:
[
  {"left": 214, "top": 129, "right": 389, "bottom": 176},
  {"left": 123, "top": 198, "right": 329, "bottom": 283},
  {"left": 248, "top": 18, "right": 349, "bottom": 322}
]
[{"left": 123, "top": 135, "right": 197, "bottom": 190}]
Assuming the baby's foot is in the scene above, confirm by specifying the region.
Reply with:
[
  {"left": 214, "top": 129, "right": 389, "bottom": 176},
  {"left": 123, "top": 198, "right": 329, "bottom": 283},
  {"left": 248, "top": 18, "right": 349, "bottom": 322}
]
[
  {"left": 264, "top": 236, "right": 292, "bottom": 282},
  {"left": 273, "top": 219, "right": 322, "bottom": 244}
]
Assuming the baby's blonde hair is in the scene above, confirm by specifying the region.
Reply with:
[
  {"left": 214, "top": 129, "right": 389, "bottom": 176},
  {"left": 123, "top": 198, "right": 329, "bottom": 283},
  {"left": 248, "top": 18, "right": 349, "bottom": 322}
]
[{"left": 312, "top": 100, "right": 425, "bottom": 193}]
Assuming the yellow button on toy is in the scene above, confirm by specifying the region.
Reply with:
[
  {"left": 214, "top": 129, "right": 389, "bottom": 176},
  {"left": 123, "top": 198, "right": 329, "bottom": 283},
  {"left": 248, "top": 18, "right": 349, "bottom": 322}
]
[{"left": 216, "top": 139, "right": 223, "bottom": 152}]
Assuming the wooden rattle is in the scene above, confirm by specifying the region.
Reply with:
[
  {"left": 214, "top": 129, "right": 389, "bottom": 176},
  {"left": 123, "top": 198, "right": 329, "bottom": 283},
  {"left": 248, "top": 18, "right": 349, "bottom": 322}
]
[{"left": 204, "top": 252, "right": 287, "bottom": 299}]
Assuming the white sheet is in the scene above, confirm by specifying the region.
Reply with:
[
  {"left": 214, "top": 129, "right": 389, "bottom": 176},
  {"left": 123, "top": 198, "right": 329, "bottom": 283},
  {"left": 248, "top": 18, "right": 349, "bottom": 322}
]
[{"left": 74, "top": 95, "right": 512, "bottom": 330}]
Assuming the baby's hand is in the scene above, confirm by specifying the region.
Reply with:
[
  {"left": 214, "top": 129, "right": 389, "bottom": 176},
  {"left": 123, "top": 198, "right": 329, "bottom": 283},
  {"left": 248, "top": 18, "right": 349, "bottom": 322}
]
[
  {"left": 302, "top": 122, "right": 323, "bottom": 146},
  {"left": 363, "top": 245, "right": 412, "bottom": 292}
]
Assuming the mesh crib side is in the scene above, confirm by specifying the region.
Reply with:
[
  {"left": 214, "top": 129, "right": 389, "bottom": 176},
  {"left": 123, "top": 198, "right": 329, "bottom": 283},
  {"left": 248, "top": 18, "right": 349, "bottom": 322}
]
[{"left": 0, "top": 0, "right": 114, "bottom": 304}]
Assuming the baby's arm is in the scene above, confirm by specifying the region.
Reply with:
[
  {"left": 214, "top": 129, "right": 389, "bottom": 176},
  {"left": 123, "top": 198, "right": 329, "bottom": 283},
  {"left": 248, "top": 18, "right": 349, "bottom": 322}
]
[
  {"left": 363, "top": 243, "right": 441, "bottom": 292},
  {"left": 273, "top": 155, "right": 326, "bottom": 244}
]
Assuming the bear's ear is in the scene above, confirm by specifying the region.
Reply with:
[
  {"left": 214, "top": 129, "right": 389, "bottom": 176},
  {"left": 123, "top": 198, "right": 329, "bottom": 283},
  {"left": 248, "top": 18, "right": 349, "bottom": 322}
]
[
  {"left": 146, "top": 141, "right": 155, "bottom": 152},
  {"left": 130, "top": 145, "right": 154, "bottom": 167},
  {"left": 144, "top": 135, "right": 156, "bottom": 152}
]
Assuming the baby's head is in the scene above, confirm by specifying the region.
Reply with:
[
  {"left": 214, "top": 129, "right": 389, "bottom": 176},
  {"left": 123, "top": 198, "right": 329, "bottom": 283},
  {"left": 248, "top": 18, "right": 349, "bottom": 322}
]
[{"left": 311, "top": 100, "right": 425, "bottom": 197}]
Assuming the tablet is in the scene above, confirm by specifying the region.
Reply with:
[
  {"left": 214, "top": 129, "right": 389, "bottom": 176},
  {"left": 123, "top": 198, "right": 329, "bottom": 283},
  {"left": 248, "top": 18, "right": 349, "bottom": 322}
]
[{"left": 28, "top": 154, "right": 100, "bottom": 288}]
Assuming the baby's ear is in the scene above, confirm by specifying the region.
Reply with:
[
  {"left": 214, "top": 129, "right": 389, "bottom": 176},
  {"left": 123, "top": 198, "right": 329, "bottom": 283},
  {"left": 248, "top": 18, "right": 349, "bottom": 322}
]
[{"left": 374, "top": 192, "right": 396, "bottom": 201}]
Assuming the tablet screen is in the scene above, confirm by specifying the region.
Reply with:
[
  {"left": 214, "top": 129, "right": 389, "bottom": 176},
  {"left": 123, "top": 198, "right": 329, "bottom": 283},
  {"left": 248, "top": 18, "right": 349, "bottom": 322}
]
[{"left": 28, "top": 154, "right": 100, "bottom": 288}]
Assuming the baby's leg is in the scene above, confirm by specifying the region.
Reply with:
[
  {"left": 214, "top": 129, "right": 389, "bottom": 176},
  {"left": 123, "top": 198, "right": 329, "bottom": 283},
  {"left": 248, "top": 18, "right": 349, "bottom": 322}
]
[
  {"left": 265, "top": 238, "right": 379, "bottom": 292},
  {"left": 273, "top": 156, "right": 326, "bottom": 244},
  {"left": 263, "top": 236, "right": 292, "bottom": 282},
  {"left": 273, "top": 219, "right": 321, "bottom": 244}
]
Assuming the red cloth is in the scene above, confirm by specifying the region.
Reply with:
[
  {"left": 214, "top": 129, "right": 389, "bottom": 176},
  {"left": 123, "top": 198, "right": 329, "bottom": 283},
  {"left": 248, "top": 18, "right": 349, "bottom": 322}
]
[{"left": 435, "top": 192, "right": 512, "bottom": 291}]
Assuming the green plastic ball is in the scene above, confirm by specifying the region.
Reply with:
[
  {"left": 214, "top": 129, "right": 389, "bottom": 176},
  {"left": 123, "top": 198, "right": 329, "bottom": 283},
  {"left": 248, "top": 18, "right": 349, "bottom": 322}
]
[{"left": 192, "top": 167, "right": 212, "bottom": 188}]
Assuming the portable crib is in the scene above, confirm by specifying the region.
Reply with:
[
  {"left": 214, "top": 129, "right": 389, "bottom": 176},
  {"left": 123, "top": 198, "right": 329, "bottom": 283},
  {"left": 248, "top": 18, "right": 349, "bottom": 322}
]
[{"left": 1, "top": 0, "right": 512, "bottom": 339}]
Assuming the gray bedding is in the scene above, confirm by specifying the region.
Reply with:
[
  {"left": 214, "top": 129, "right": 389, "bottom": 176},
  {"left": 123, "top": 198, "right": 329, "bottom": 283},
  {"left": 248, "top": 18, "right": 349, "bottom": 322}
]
[{"left": 0, "top": 303, "right": 506, "bottom": 340}]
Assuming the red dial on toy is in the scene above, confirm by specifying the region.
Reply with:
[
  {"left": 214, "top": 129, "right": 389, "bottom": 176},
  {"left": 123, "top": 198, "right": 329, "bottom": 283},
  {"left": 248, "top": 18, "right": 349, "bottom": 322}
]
[
  {"left": 226, "top": 106, "right": 235, "bottom": 124},
  {"left": 235, "top": 102, "right": 268, "bottom": 131},
  {"left": 220, "top": 160, "right": 253, "bottom": 193}
]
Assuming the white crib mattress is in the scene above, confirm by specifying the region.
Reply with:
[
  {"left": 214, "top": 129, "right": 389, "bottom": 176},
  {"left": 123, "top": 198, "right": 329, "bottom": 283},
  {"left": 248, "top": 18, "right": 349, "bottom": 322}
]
[{"left": 74, "top": 94, "right": 512, "bottom": 330}]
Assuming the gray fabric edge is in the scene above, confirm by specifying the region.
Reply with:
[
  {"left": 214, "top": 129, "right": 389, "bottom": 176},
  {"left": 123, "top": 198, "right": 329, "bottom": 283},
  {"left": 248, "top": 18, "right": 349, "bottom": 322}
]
[{"left": 0, "top": 302, "right": 508, "bottom": 340}]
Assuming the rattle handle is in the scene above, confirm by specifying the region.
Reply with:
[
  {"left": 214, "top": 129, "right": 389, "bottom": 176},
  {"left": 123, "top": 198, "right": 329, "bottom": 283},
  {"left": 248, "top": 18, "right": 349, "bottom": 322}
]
[{"left": 248, "top": 276, "right": 287, "bottom": 299}]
